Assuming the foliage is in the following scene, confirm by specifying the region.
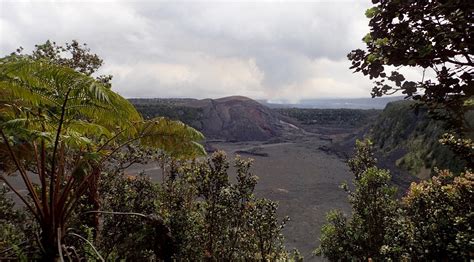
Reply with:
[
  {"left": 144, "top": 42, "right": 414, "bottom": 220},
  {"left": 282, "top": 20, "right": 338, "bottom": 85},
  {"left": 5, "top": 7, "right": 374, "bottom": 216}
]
[
  {"left": 132, "top": 100, "right": 204, "bottom": 124},
  {"left": 317, "top": 140, "right": 473, "bottom": 261},
  {"left": 401, "top": 169, "right": 473, "bottom": 260},
  {"left": 316, "top": 168, "right": 401, "bottom": 260},
  {"left": 316, "top": 140, "right": 400, "bottom": 260},
  {"left": 438, "top": 133, "right": 474, "bottom": 167},
  {"left": 94, "top": 172, "right": 169, "bottom": 261},
  {"left": 15, "top": 40, "right": 113, "bottom": 86},
  {"left": 0, "top": 149, "right": 295, "bottom": 260},
  {"left": 347, "top": 139, "right": 377, "bottom": 179},
  {"left": 317, "top": 0, "right": 474, "bottom": 261},
  {"left": 1, "top": 40, "right": 307, "bottom": 261},
  {"left": 349, "top": 0, "right": 474, "bottom": 168},
  {"left": 0, "top": 54, "right": 204, "bottom": 259},
  {"left": 0, "top": 185, "right": 37, "bottom": 259},
  {"left": 315, "top": 210, "right": 352, "bottom": 260},
  {"left": 60, "top": 152, "right": 293, "bottom": 260},
  {"left": 159, "top": 152, "right": 292, "bottom": 261},
  {"left": 348, "top": 0, "right": 473, "bottom": 122},
  {"left": 371, "top": 101, "right": 468, "bottom": 176}
]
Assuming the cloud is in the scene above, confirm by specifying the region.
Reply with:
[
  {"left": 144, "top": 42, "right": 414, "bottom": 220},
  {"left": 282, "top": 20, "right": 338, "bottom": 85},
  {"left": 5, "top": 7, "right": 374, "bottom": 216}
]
[
  {"left": 0, "top": 0, "right": 378, "bottom": 101},
  {"left": 264, "top": 58, "right": 373, "bottom": 102},
  {"left": 106, "top": 54, "right": 265, "bottom": 99}
]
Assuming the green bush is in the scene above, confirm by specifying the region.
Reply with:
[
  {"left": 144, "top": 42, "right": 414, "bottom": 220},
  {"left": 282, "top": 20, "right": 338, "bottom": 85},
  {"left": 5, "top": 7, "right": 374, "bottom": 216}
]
[
  {"left": 401, "top": 170, "right": 473, "bottom": 260},
  {"left": 158, "top": 152, "right": 291, "bottom": 260},
  {"left": 0, "top": 185, "right": 37, "bottom": 259},
  {"left": 317, "top": 139, "right": 473, "bottom": 261},
  {"left": 315, "top": 167, "right": 400, "bottom": 261}
]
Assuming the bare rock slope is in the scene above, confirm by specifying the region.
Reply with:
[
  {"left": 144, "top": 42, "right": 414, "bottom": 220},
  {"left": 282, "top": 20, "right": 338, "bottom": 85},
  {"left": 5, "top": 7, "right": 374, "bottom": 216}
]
[{"left": 131, "top": 96, "right": 285, "bottom": 141}]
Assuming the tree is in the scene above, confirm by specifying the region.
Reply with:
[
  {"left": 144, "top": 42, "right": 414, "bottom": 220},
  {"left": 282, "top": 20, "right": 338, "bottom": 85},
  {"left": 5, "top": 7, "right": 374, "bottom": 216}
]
[
  {"left": 14, "top": 40, "right": 113, "bottom": 87},
  {"left": 316, "top": 139, "right": 401, "bottom": 260},
  {"left": 317, "top": 145, "right": 474, "bottom": 261},
  {"left": 348, "top": 139, "right": 377, "bottom": 180},
  {"left": 92, "top": 172, "right": 172, "bottom": 261},
  {"left": 0, "top": 56, "right": 205, "bottom": 260},
  {"left": 401, "top": 169, "right": 473, "bottom": 260},
  {"left": 318, "top": 3, "right": 474, "bottom": 258},
  {"left": 160, "top": 152, "right": 291, "bottom": 261},
  {"left": 66, "top": 151, "right": 294, "bottom": 261},
  {"left": 348, "top": 0, "right": 473, "bottom": 167}
]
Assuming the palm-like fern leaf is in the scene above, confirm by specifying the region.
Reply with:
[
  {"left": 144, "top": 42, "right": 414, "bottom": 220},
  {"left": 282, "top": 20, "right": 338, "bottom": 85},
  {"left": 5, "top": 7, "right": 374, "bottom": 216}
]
[
  {"left": 0, "top": 54, "right": 206, "bottom": 258},
  {"left": 0, "top": 56, "right": 205, "bottom": 158},
  {"left": 0, "top": 56, "right": 141, "bottom": 131},
  {"left": 138, "top": 117, "right": 206, "bottom": 158}
]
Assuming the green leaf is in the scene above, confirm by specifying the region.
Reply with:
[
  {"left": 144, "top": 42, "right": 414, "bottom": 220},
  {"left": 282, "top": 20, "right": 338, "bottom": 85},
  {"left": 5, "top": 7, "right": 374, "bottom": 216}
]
[
  {"left": 374, "top": 38, "right": 389, "bottom": 47},
  {"left": 365, "top": 7, "right": 379, "bottom": 18},
  {"left": 367, "top": 54, "right": 378, "bottom": 63},
  {"left": 362, "top": 33, "right": 373, "bottom": 44}
]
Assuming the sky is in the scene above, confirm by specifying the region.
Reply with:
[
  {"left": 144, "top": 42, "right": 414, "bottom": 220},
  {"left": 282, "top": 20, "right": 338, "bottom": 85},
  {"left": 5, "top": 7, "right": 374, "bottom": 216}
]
[{"left": 0, "top": 0, "right": 395, "bottom": 102}]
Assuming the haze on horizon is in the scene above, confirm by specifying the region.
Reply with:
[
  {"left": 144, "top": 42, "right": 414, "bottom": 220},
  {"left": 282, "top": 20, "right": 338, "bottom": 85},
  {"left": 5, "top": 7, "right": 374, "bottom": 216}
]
[{"left": 0, "top": 0, "right": 420, "bottom": 102}]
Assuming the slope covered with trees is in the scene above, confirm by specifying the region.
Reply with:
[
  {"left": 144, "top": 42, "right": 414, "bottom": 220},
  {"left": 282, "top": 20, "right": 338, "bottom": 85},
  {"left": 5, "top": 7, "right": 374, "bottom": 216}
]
[
  {"left": 371, "top": 100, "right": 469, "bottom": 177},
  {"left": 275, "top": 108, "right": 380, "bottom": 128}
]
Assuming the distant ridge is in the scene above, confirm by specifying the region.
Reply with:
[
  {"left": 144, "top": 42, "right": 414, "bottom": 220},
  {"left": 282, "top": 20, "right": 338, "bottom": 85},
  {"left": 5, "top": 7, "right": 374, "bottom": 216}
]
[{"left": 259, "top": 96, "right": 405, "bottom": 109}]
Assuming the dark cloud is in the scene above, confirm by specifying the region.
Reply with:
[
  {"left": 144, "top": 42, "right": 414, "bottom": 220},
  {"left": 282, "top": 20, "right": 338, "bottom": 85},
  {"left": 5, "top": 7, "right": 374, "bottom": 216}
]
[{"left": 0, "top": 0, "right": 381, "bottom": 101}]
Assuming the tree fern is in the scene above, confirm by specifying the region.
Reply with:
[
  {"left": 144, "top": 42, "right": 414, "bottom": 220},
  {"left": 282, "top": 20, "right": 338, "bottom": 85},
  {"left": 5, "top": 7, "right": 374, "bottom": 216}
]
[{"left": 0, "top": 55, "right": 205, "bottom": 259}]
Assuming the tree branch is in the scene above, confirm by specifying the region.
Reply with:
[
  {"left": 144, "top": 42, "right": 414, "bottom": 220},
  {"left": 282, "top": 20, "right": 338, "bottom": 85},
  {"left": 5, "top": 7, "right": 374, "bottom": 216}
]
[{"left": 50, "top": 88, "right": 72, "bottom": 228}]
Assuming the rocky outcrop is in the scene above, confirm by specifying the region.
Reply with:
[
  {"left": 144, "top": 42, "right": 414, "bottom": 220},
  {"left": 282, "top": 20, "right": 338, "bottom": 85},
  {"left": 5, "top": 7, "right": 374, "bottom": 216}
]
[
  {"left": 131, "top": 96, "right": 284, "bottom": 141},
  {"left": 197, "top": 96, "right": 282, "bottom": 141}
]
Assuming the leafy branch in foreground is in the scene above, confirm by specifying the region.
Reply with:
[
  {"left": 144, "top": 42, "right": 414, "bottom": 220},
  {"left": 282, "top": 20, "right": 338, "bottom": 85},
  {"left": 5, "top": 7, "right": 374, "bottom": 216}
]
[
  {"left": 316, "top": 139, "right": 473, "bottom": 261},
  {"left": 348, "top": 0, "right": 474, "bottom": 168},
  {"left": 156, "top": 152, "right": 295, "bottom": 261},
  {"left": 57, "top": 152, "right": 298, "bottom": 261}
]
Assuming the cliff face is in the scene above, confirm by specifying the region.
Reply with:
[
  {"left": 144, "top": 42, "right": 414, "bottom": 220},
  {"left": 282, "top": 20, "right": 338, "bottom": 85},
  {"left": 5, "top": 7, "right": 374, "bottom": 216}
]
[
  {"left": 131, "top": 96, "right": 283, "bottom": 141},
  {"left": 198, "top": 96, "right": 281, "bottom": 141}
]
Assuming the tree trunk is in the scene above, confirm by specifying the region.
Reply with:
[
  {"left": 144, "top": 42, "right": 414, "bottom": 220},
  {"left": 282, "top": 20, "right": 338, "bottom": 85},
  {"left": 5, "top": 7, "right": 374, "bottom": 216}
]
[{"left": 39, "top": 223, "right": 64, "bottom": 262}]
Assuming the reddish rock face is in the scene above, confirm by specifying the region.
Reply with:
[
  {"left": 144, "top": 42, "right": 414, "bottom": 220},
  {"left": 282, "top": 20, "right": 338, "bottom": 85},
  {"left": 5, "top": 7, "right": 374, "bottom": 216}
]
[
  {"left": 131, "top": 96, "right": 284, "bottom": 141},
  {"left": 191, "top": 96, "right": 282, "bottom": 141}
]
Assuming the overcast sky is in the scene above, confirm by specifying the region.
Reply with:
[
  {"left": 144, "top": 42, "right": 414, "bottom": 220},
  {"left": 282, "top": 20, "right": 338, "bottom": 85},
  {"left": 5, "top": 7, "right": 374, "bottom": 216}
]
[{"left": 0, "top": 0, "right": 387, "bottom": 102}]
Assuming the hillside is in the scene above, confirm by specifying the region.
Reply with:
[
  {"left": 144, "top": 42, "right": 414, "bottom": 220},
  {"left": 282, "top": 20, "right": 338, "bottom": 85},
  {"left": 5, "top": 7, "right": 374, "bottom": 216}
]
[
  {"left": 130, "top": 96, "right": 284, "bottom": 141},
  {"left": 274, "top": 101, "right": 470, "bottom": 185},
  {"left": 370, "top": 101, "right": 468, "bottom": 178},
  {"left": 121, "top": 97, "right": 471, "bottom": 258},
  {"left": 276, "top": 108, "right": 379, "bottom": 127},
  {"left": 131, "top": 97, "right": 468, "bottom": 181}
]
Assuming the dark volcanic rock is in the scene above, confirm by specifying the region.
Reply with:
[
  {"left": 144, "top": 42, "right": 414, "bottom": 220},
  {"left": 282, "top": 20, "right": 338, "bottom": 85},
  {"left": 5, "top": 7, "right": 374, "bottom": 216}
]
[{"left": 235, "top": 146, "right": 269, "bottom": 157}]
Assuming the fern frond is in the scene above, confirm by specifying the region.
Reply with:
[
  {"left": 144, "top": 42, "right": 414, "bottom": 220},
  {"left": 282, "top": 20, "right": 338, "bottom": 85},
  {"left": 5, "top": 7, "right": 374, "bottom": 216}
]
[
  {"left": 0, "top": 56, "right": 205, "bottom": 160},
  {"left": 138, "top": 117, "right": 206, "bottom": 158}
]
